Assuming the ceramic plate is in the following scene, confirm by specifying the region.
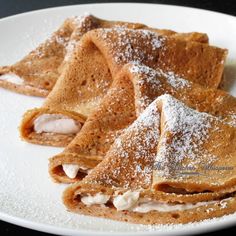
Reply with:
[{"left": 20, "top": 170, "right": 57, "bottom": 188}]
[{"left": 0, "top": 3, "right": 236, "bottom": 235}]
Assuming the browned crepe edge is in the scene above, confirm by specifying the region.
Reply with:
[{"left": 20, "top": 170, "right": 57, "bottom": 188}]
[
  {"left": 63, "top": 182, "right": 236, "bottom": 224},
  {"left": 19, "top": 108, "right": 86, "bottom": 147}
]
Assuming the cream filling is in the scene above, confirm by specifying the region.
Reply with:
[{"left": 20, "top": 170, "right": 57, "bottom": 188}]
[
  {"left": 113, "top": 190, "right": 140, "bottom": 211},
  {"left": 62, "top": 164, "right": 88, "bottom": 179},
  {"left": 81, "top": 193, "right": 110, "bottom": 206},
  {"left": 131, "top": 199, "right": 216, "bottom": 213},
  {"left": 34, "top": 114, "right": 81, "bottom": 134},
  {"left": 80, "top": 191, "right": 219, "bottom": 213},
  {"left": 0, "top": 73, "right": 24, "bottom": 85}
]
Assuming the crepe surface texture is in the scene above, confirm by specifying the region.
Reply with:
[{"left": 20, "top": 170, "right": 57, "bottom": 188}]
[
  {"left": 0, "top": 14, "right": 209, "bottom": 97},
  {"left": 20, "top": 26, "right": 226, "bottom": 147},
  {"left": 1, "top": 13, "right": 235, "bottom": 225},
  {"left": 49, "top": 63, "right": 236, "bottom": 183},
  {"left": 63, "top": 94, "right": 236, "bottom": 224}
]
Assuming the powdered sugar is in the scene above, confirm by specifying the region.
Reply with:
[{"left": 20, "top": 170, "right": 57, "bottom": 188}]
[
  {"left": 128, "top": 63, "right": 191, "bottom": 113},
  {"left": 227, "top": 114, "right": 236, "bottom": 127},
  {"left": 33, "top": 28, "right": 70, "bottom": 58},
  {"left": 130, "top": 63, "right": 162, "bottom": 112},
  {"left": 130, "top": 62, "right": 191, "bottom": 90},
  {"left": 1, "top": 91, "right": 234, "bottom": 233},
  {"left": 71, "top": 12, "right": 92, "bottom": 28},
  {"left": 64, "top": 39, "right": 77, "bottom": 61},
  {"left": 34, "top": 13, "right": 94, "bottom": 60},
  {"left": 55, "top": 34, "right": 68, "bottom": 45},
  {"left": 160, "top": 70, "right": 190, "bottom": 89},
  {"left": 154, "top": 94, "right": 218, "bottom": 178},
  {"left": 100, "top": 27, "right": 166, "bottom": 64},
  {"left": 70, "top": 13, "right": 96, "bottom": 38},
  {"left": 1, "top": 6, "right": 236, "bottom": 235},
  {"left": 96, "top": 99, "right": 161, "bottom": 188}
]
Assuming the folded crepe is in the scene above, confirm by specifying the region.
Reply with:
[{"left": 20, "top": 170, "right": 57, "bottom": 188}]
[
  {"left": 0, "top": 14, "right": 208, "bottom": 97},
  {"left": 49, "top": 63, "right": 236, "bottom": 183},
  {"left": 18, "top": 21, "right": 147, "bottom": 146},
  {"left": 63, "top": 95, "right": 236, "bottom": 224},
  {"left": 19, "top": 27, "right": 222, "bottom": 147}
]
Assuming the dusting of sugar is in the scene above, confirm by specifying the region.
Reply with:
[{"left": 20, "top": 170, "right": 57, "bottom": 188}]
[
  {"left": 129, "top": 63, "right": 236, "bottom": 131},
  {"left": 130, "top": 62, "right": 191, "bottom": 90},
  {"left": 33, "top": 27, "right": 70, "bottom": 58},
  {"left": 71, "top": 12, "right": 92, "bottom": 29},
  {"left": 227, "top": 113, "right": 236, "bottom": 127},
  {"left": 0, "top": 94, "right": 236, "bottom": 233},
  {"left": 129, "top": 62, "right": 162, "bottom": 112},
  {"left": 99, "top": 27, "right": 166, "bottom": 65},
  {"left": 94, "top": 99, "right": 161, "bottom": 189},
  {"left": 55, "top": 34, "right": 67, "bottom": 45},
  {"left": 70, "top": 13, "right": 96, "bottom": 39},
  {"left": 159, "top": 70, "right": 191, "bottom": 89},
  {"left": 34, "top": 13, "right": 94, "bottom": 60},
  {"left": 154, "top": 94, "right": 218, "bottom": 178},
  {"left": 129, "top": 63, "right": 191, "bottom": 112},
  {"left": 64, "top": 13, "right": 96, "bottom": 61},
  {"left": 64, "top": 39, "right": 78, "bottom": 61},
  {"left": 1, "top": 13, "right": 236, "bottom": 234}
]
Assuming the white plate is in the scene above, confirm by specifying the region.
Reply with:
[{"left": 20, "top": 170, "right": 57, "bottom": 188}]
[{"left": 0, "top": 3, "right": 236, "bottom": 236}]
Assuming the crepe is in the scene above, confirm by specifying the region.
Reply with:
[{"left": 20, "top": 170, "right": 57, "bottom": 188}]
[
  {"left": 80, "top": 27, "right": 225, "bottom": 88},
  {"left": 18, "top": 20, "right": 147, "bottom": 146},
  {"left": 49, "top": 63, "right": 236, "bottom": 183},
  {"left": 63, "top": 95, "right": 236, "bottom": 224},
  {"left": 0, "top": 14, "right": 208, "bottom": 97},
  {"left": 0, "top": 14, "right": 94, "bottom": 97},
  {"left": 17, "top": 26, "right": 218, "bottom": 146},
  {"left": 152, "top": 96, "right": 236, "bottom": 194},
  {"left": 19, "top": 27, "right": 221, "bottom": 147}
]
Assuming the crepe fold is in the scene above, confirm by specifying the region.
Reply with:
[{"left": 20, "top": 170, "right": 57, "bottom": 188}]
[
  {"left": 19, "top": 27, "right": 222, "bottom": 147},
  {"left": 49, "top": 63, "right": 236, "bottom": 183},
  {"left": 0, "top": 14, "right": 208, "bottom": 97},
  {"left": 63, "top": 95, "right": 236, "bottom": 224},
  {"left": 18, "top": 20, "right": 147, "bottom": 146}
]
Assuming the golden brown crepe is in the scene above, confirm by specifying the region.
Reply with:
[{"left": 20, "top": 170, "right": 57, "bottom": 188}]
[
  {"left": 0, "top": 14, "right": 208, "bottom": 97},
  {"left": 0, "top": 14, "right": 96, "bottom": 97},
  {"left": 63, "top": 95, "right": 236, "bottom": 224},
  {"left": 18, "top": 20, "right": 147, "bottom": 146},
  {"left": 153, "top": 98, "right": 236, "bottom": 193},
  {"left": 19, "top": 27, "right": 221, "bottom": 147},
  {"left": 49, "top": 63, "right": 236, "bottom": 183}
]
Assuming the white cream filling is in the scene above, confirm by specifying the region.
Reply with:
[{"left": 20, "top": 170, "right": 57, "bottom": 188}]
[
  {"left": 131, "top": 199, "right": 216, "bottom": 213},
  {"left": 62, "top": 164, "right": 88, "bottom": 179},
  {"left": 34, "top": 114, "right": 81, "bottom": 134},
  {"left": 0, "top": 73, "right": 24, "bottom": 85},
  {"left": 62, "top": 164, "right": 80, "bottom": 179},
  {"left": 81, "top": 193, "right": 110, "bottom": 206},
  {"left": 80, "top": 191, "right": 219, "bottom": 213},
  {"left": 113, "top": 190, "right": 140, "bottom": 211}
]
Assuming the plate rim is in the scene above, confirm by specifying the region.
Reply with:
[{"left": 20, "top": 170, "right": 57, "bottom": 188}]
[
  {"left": 1, "top": 209, "right": 236, "bottom": 236},
  {"left": 1, "top": 2, "right": 236, "bottom": 23}
]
